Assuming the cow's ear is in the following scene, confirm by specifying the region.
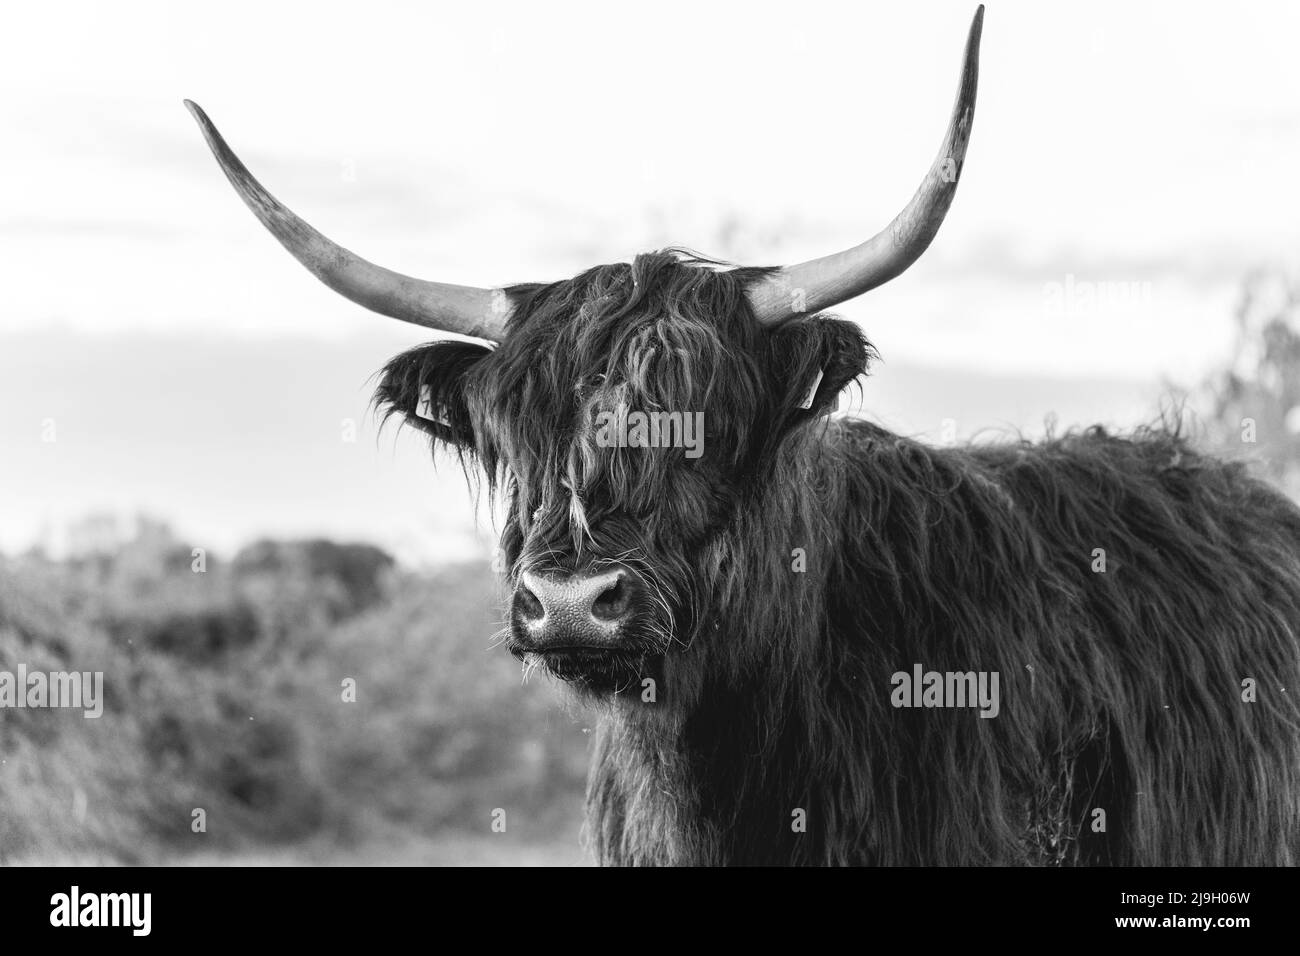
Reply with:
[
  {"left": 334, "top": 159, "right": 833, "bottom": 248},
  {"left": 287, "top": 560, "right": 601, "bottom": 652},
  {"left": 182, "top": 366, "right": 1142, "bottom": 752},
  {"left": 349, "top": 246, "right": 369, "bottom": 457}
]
[
  {"left": 374, "top": 341, "right": 492, "bottom": 447},
  {"left": 766, "top": 316, "right": 873, "bottom": 423}
]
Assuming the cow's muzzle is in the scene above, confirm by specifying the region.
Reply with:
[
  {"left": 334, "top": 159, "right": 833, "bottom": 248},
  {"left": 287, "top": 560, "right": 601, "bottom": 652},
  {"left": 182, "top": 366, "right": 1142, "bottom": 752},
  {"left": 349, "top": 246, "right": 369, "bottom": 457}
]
[{"left": 510, "top": 567, "right": 641, "bottom": 653}]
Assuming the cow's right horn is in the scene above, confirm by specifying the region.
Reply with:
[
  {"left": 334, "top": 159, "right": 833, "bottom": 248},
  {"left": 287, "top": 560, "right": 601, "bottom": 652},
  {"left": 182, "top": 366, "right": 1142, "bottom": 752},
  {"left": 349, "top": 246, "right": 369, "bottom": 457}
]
[{"left": 184, "top": 100, "right": 510, "bottom": 342}]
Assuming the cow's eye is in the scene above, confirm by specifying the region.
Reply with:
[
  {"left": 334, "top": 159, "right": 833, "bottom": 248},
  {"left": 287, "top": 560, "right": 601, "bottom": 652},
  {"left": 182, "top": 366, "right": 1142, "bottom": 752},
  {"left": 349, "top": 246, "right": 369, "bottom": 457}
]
[{"left": 575, "top": 374, "right": 605, "bottom": 398}]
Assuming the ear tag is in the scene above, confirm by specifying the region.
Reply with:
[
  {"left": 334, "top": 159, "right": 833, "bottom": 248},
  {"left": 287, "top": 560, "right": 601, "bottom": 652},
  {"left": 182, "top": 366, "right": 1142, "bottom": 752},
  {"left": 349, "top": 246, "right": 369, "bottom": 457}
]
[
  {"left": 797, "top": 368, "right": 825, "bottom": 410},
  {"left": 416, "top": 385, "right": 451, "bottom": 426}
]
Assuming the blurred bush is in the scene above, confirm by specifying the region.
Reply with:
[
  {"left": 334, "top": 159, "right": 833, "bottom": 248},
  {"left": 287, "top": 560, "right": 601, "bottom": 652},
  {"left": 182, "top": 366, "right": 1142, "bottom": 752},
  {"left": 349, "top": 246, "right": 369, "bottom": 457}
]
[
  {"left": 1195, "top": 269, "right": 1300, "bottom": 499},
  {"left": 0, "top": 524, "right": 588, "bottom": 864}
]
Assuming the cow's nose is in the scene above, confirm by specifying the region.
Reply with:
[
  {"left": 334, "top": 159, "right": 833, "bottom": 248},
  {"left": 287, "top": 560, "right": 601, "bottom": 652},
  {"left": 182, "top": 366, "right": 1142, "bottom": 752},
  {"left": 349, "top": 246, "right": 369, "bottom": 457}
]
[{"left": 513, "top": 568, "right": 637, "bottom": 645}]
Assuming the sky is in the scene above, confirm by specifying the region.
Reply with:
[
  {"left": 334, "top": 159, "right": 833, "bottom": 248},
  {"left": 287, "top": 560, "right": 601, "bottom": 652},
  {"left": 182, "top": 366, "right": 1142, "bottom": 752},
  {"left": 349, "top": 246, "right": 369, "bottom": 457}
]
[{"left": 2, "top": 0, "right": 1298, "bottom": 561}]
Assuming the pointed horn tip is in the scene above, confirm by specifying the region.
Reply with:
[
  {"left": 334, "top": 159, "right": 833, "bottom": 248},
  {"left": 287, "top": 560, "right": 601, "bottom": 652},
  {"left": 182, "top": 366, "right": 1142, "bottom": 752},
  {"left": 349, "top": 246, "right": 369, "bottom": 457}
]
[
  {"left": 970, "top": 6, "right": 985, "bottom": 40},
  {"left": 182, "top": 100, "right": 214, "bottom": 134}
]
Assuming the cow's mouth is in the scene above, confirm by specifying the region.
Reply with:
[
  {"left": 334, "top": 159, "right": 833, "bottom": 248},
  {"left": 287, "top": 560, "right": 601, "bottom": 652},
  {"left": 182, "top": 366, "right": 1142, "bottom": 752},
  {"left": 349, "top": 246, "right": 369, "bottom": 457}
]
[{"left": 517, "top": 645, "right": 658, "bottom": 691}]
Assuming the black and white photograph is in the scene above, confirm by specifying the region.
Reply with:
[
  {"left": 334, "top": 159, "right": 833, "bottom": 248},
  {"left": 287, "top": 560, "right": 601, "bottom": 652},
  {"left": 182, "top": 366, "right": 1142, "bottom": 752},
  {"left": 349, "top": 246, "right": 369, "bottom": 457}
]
[{"left": 0, "top": 0, "right": 1295, "bottom": 930}]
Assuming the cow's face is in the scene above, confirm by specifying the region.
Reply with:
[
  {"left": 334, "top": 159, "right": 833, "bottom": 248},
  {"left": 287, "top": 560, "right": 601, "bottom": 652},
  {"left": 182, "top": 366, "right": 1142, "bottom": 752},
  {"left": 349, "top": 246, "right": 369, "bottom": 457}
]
[{"left": 377, "top": 252, "right": 870, "bottom": 693}]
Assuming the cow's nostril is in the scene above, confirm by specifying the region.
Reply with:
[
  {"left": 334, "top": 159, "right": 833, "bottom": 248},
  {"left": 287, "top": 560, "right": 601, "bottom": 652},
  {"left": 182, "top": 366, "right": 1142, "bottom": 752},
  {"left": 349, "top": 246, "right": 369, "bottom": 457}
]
[
  {"left": 591, "top": 575, "right": 631, "bottom": 621},
  {"left": 515, "top": 584, "right": 545, "bottom": 623}
]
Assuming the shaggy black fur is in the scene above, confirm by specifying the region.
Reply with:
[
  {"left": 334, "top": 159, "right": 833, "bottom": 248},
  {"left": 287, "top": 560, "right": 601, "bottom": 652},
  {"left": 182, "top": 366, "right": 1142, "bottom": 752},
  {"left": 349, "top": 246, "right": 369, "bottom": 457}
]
[{"left": 376, "top": 250, "right": 1300, "bottom": 865}]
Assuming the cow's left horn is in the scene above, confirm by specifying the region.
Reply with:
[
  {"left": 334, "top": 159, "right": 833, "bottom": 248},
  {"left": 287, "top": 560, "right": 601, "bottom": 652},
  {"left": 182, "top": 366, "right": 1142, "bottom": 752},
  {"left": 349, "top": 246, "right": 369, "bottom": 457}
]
[
  {"left": 183, "top": 100, "right": 510, "bottom": 341},
  {"left": 746, "top": 4, "right": 983, "bottom": 326}
]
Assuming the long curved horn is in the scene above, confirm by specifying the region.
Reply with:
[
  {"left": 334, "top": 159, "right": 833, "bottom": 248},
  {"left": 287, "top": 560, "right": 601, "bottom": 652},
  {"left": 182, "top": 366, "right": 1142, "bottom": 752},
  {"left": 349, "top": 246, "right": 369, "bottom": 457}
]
[
  {"left": 747, "top": 5, "right": 983, "bottom": 325},
  {"left": 183, "top": 100, "right": 510, "bottom": 341}
]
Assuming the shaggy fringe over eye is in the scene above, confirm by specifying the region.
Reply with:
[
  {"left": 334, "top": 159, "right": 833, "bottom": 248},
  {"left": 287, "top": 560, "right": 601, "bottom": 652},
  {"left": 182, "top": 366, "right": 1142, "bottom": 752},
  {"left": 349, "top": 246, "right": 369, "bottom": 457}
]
[
  {"left": 477, "top": 250, "right": 868, "bottom": 528},
  {"left": 373, "top": 249, "right": 871, "bottom": 507}
]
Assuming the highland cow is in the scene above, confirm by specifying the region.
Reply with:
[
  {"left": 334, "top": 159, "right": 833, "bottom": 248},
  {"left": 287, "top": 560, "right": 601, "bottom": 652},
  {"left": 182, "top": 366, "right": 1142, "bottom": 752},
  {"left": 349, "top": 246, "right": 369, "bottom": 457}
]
[{"left": 186, "top": 6, "right": 1300, "bottom": 865}]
